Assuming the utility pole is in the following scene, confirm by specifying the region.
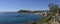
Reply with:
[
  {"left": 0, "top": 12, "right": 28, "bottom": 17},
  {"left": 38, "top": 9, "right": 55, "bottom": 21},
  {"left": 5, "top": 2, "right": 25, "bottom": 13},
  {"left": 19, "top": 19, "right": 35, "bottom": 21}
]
[
  {"left": 56, "top": 9, "right": 59, "bottom": 24},
  {"left": 57, "top": 10, "right": 60, "bottom": 24}
]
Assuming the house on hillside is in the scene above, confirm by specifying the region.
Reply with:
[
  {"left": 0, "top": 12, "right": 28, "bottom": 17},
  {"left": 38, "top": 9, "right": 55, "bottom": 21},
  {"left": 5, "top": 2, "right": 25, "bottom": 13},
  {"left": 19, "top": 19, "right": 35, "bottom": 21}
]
[{"left": 31, "top": 10, "right": 49, "bottom": 16}]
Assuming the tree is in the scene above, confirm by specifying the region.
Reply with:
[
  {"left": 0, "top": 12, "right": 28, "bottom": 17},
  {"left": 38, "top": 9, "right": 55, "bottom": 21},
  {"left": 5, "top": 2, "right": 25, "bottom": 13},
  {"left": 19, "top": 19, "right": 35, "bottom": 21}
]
[
  {"left": 17, "top": 10, "right": 32, "bottom": 13},
  {"left": 48, "top": 3, "right": 59, "bottom": 15}
]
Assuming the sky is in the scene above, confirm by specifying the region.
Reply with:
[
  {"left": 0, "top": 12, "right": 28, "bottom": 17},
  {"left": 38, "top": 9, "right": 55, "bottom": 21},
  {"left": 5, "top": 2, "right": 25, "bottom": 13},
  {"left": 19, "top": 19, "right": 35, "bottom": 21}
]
[{"left": 0, "top": 0, "right": 60, "bottom": 12}]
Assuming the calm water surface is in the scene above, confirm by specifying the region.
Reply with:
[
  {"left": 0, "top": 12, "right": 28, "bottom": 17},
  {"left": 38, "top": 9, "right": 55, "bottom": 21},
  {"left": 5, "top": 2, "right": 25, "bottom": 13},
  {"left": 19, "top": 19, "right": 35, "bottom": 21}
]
[{"left": 0, "top": 12, "right": 43, "bottom": 24}]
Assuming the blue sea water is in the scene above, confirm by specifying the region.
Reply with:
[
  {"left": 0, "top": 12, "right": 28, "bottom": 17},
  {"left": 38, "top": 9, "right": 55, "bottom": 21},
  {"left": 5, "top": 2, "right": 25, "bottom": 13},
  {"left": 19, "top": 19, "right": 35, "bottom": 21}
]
[{"left": 0, "top": 12, "right": 43, "bottom": 24}]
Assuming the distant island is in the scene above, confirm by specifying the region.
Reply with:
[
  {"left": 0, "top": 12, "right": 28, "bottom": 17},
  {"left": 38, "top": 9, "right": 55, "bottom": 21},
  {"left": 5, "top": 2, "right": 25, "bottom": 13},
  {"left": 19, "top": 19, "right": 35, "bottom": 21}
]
[{"left": 17, "top": 10, "right": 49, "bottom": 16}]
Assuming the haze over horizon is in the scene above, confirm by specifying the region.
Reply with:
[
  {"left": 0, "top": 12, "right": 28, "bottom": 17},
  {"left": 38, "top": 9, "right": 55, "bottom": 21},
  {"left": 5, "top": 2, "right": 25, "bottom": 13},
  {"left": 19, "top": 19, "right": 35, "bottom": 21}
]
[{"left": 0, "top": 0, "right": 60, "bottom": 12}]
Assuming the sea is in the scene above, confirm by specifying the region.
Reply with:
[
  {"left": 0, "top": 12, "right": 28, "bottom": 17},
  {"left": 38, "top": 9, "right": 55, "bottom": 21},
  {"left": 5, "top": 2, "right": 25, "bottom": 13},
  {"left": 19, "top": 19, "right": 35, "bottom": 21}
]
[{"left": 0, "top": 12, "right": 43, "bottom": 24}]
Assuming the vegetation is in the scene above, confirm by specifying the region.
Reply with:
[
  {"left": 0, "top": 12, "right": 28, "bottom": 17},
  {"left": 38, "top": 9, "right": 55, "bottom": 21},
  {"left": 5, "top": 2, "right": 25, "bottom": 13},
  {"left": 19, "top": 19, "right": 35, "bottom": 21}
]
[
  {"left": 37, "top": 14, "right": 53, "bottom": 24},
  {"left": 37, "top": 4, "right": 59, "bottom": 24},
  {"left": 27, "top": 4, "right": 59, "bottom": 24},
  {"left": 17, "top": 10, "right": 32, "bottom": 13}
]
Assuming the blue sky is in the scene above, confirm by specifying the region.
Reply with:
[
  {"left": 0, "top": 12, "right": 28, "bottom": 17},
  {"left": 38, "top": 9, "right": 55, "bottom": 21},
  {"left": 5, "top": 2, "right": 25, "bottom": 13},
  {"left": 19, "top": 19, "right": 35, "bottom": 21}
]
[{"left": 0, "top": 0, "right": 60, "bottom": 12}]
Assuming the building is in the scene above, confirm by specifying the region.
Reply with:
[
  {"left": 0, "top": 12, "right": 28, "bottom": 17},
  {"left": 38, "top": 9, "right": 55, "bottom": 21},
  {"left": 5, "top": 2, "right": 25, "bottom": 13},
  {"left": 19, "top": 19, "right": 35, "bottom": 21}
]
[{"left": 31, "top": 10, "right": 48, "bottom": 16}]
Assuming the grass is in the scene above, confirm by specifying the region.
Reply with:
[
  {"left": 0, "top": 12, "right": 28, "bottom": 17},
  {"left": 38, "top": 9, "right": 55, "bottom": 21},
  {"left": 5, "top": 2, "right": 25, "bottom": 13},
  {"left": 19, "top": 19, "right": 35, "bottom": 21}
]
[
  {"left": 27, "top": 14, "right": 59, "bottom": 24},
  {"left": 36, "top": 14, "right": 58, "bottom": 24}
]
